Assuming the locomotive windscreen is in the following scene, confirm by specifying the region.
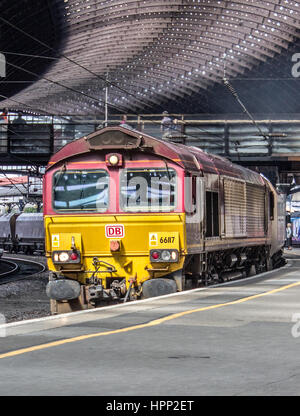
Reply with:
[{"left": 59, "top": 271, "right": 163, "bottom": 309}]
[
  {"left": 120, "top": 168, "right": 177, "bottom": 212},
  {"left": 53, "top": 170, "right": 109, "bottom": 212}
]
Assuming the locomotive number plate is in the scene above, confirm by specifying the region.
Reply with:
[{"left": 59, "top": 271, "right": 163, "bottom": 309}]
[
  {"left": 105, "top": 224, "right": 125, "bottom": 239},
  {"left": 149, "top": 232, "right": 179, "bottom": 249}
]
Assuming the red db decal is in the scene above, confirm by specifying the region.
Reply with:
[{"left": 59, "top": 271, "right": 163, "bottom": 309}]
[{"left": 105, "top": 225, "right": 125, "bottom": 238}]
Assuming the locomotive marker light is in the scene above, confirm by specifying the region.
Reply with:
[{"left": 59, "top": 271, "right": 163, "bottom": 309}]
[
  {"left": 151, "top": 251, "right": 160, "bottom": 260},
  {"left": 171, "top": 251, "right": 178, "bottom": 261},
  {"left": 70, "top": 252, "right": 79, "bottom": 260}
]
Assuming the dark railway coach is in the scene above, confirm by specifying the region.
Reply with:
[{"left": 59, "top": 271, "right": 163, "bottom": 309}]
[
  {"left": 0, "top": 213, "right": 18, "bottom": 252},
  {"left": 0, "top": 213, "right": 45, "bottom": 254},
  {"left": 44, "top": 127, "right": 285, "bottom": 313}
]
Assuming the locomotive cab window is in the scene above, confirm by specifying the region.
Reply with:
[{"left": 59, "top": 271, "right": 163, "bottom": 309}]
[
  {"left": 53, "top": 170, "right": 109, "bottom": 212},
  {"left": 206, "top": 191, "right": 219, "bottom": 238},
  {"left": 185, "top": 175, "right": 197, "bottom": 215},
  {"left": 120, "top": 168, "right": 177, "bottom": 212}
]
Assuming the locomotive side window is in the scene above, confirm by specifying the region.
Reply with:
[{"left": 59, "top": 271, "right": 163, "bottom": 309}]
[
  {"left": 206, "top": 191, "right": 219, "bottom": 237},
  {"left": 120, "top": 168, "right": 177, "bottom": 212},
  {"left": 53, "top": 170, "right": 109, "bottom": 212}
]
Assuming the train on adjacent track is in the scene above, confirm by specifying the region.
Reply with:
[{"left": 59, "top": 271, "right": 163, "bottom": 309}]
[
  {"left": 43, "top": 126, "right": 286, "bottom": 314},
  {"left": 0, "top": 213, "right": 45, "bottom": 254}
]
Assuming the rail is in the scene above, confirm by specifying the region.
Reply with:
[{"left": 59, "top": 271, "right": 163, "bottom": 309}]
[
  {"left": 0, "top": 259, "right": 19, "bottom": 279},
  {"left": 0, "top": 257, "right": 46, "bottom": 285}
]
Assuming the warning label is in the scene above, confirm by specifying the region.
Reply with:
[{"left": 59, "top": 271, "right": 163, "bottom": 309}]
[
  {"left": 149, "top": 233, "right": 158, "bottom": 247},
  {"left": 52, "top": 235, "right": 60, "bottom": 248}
]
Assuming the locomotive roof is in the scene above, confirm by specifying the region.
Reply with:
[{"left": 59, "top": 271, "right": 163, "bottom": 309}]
[{"left": 47, "top": 126, "right": 264, "bottom": 186}]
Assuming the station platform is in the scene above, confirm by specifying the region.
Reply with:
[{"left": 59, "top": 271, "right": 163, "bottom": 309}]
[{"left": 1, "top": 252, "right": 300, "bottom": 396}]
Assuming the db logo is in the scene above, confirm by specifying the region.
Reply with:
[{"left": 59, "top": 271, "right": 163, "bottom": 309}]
[{"left": 105, "top": 224, "right": 125, "bottom": 239}]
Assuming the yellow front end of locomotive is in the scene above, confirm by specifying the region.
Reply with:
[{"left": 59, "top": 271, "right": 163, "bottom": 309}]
[{"left": 45, "top": 213, "right": 187, "bottom": 298}]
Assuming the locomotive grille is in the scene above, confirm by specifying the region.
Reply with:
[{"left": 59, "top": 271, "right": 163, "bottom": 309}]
[
  {"left": 246, "top": 184, "right": 265, "bottom": 237},
  {"left": 224, "top": 178, "right": 266, "bottom": 238},
  {"left": 224, "top": 178, "right": 246, "bottom": 238}
]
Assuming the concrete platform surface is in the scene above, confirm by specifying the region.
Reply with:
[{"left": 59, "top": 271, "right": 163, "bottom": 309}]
[{"left": 1, "top": 258, "right": 300, "bottom": 396}]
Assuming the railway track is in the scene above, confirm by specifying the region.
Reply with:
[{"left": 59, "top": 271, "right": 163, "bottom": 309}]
[{"left": 0, "top": 257, "right": 46, "bottom": 285}]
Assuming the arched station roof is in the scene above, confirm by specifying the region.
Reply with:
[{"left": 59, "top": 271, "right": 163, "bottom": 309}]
[{"left": 1, "top": 0, "right": 300, "bottom": 116}]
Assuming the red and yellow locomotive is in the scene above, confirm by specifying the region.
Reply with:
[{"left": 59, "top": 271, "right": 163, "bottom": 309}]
[{"left": 43, "top": 127, "right": 285, "bottom": 314}]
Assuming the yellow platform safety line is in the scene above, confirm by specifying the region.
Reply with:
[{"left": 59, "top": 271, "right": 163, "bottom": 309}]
[{"left": 1, "top": 280, "right": 300, "bottom": 360}]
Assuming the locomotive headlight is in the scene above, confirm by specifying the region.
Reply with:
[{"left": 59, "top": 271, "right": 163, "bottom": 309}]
[
  {"left": 59, "top": 252, "right": 70, "bottom": 262},
  {"left": 161, "top": 250, "right": 171, "bottom": 261},
  {"left": 106, "top": 153, "right": 123, "bottom": 167},
  {"left": 109, "top": 155, "right": 119, "bottom": 166}
]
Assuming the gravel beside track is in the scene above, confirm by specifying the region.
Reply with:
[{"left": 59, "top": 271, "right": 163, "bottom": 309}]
[{"left": 0, "top": 254, "right": 50, "bottom": 323}]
